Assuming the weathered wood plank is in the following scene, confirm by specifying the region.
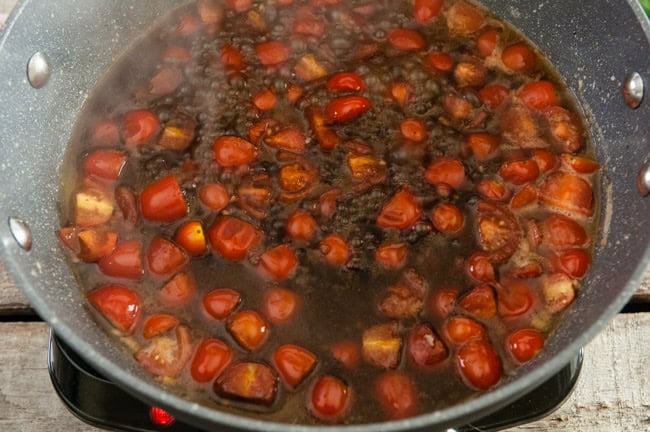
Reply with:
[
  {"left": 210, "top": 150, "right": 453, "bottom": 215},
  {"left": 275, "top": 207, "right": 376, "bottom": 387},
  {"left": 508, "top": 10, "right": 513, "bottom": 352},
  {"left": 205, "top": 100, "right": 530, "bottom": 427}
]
[{"left": 0, "top": 315, "right": 648, "bottom": 431}]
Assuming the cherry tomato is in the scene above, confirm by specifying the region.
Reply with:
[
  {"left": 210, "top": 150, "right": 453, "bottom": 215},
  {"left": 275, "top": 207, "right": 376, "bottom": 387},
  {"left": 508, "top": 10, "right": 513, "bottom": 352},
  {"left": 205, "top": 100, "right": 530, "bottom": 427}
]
[
  {"left": 83, "top": 150, "right": 126, "bottom": 182},
  {"left": 518, "top": 80, "right": 559, "bottom": 110},
  {"left": 408, "top": 324, "right": 448, "bottom": 367},
  {"left": 191, "top": 338, "right": 233, "bottom": 383},
  {"left": 373, "top": 371, "right": 418, "bottom": 419},
  {"left": 123, "top": 110, "right": 160, "bottom": 147},
  {"left": 556, "top": 248, "right": 591, "bottom": 279},
  {"left": 414, "top": 0, "right": 444, "bottom": 24},
  {"left": 476, "top": 201, "right": 521, "bottom": 263},
  {"left": 319, "top": 234, "right": 351, "bottom": 266},
  {"left": 459, "top": 284, "right": 497, "bottom": 318},
  {"left": 86, "top": 285, "right": 141, "bottom": 334},
  {"left": 532, "top": 149, "right": 559, "bottom": 173},
  {"left": 147, "top": 236, "right": 188, "bottom": 277},
  {"left": 477, "top": 29, "right": 498, "bottom": 57},
  {"left": 310, "top": 376, "right": 350, "bottom": 421},
  {"left": 498, "top": 159, "right": 540, "bottom": 185},
  {"left": 143, "top": 314, "right": 179, "bottom": 339},
  {"left": 387, "top": 28, "right": 426, "bottom": 51},
  {"left": 445, "top": 316, "right": 487, "bottom": 344},
  {"left": 454, "top": 61, "right": 487, "bottom": 88},
  {"left": 256, "top": 41, "right": 291, "bottom": 66},
  {"left": 325, "top": 96, "right": 372, "bottom": 123},
  {"left": 215, "top": 362, "right": 278, "bottom": 405},
  {"left": 544, "top": 106, "right": 584, "bottom": 153},
  {"left": 456, "top": 340, "right": 502, "bottom": 390},
  {"left": 543, "top": 213, "right": 588, "bottom": 249},
  {"left": 76, "top": 229, "right": 117, "bottom": 263},
  {"left": 175, "top": 221, "right": 207, "bottom": 256},
  {"left": 227, "top": 310, "right": 268, "bottom": 351},
  {"left": 294, "top": 54, "right": 329, "bottom": 81},
  {"left": 90, "top": 121, "right": 120, "bottom": 146},
  {"left": 390, "top": 82, "right": 412, "bottom": 105},
  {"left": 510, "top": 184, "right": 538, "bottom": 209},
  {"left": 539, "top": 172, "right": 593, "bottom": 216},
  {"left": 198, "top": 0, "right": 225, "bottom": 24},
  {"left": 331, "top": 341, "right": 361, "bottom": 368},
  {"left": 318, "top": 188, "right": 340, "bottom": 219},
  {"left": 286, "top": 210, "right": 318, "bottom": 242},
  {"left": 400, "top": 118, "right": 427, "bottom": 142},
  {"left": 507, "top": 261, "right": 543, "bottom": 279},
  {"left": 543, "top": 272, "right": 576, "bottom": 312},
  {"left": 140, "top": 176, "right": 187, "bottom": 223},
  {"left": 478, "top": 84, "right": 509, "bottom": 109},
  {"left": 377, "top": 188, "right": 422, "bottom": 230},
  {"left": 226, "top": 0, "right": 250, "bottom": 12},
  {"left": 265, "top": 126, "right": 306, "bottom": 153},
  {"left": 263, "top": 287, "right": 299, "bottom": 324},
  {"left": 446, "top": 0, "right": 484, "bottom": 35},
  {"left": 287, "top": 84, "right": 305, "bottom": 104},
  {"left": 203, "top": 288, "right": 241, "bottom": 320},
  {"left": 497, "top": 280, "right": 534, "bottom": 319},
  {"left": 507, "top": 328, "right": 544, "bottom": 363},
  {"left": 477, "top": 179, "right": 510, "bottom": 202},
  {"left": 426, "top": 51, "right": 454, "bottom": 72},
  {"left": 273, "top": 344, "right": 317, "bottom": 388},
  {"left": 502, "top": 43, "right": 536, "bottom": 73},
  {"left": 208, "top": 216, "right": 261, "bottom": 261},
  {"left": 362, "top": 322, "right": 402, "bottom": 369},
  {"left": 213, "top": 136, "right": 258, "bottom": 167},
  {"left": 258, "top": 245, "right": 298, "bottom": 281},
  {"left": 431, "top": 202, "right": 464, "bottom": 234},
  {"left": 443, "top": 94, "right": 474, "bottom": 120},
  {"left": 424, "top": 157, "right": 466, "bottom": 190},
  {"left": 465, "top": 252, "right": 495, "bottom": 283},
  {"left": 98, "top": 240, "right": 143, "bottom": 280},
  {"left": 135, "top": 325, "right": 192, "bottom": 378},
  {"left": 560, "top": 154, "right": 600, "bottom": 174},
  {"left": 293, "top": 15, "right": 326, "bottom": 37},
  {"left": 326, "top": 72, "right": 366, "bottom": 93},
  {"left": 163, "top": 46, "right": 192, "bottom": 63},
  {"left": 176, "top": 15, "right": 198, "bottom": 36},
  {"left": 375, "top": 243, "right": 408, "bottom": 270},
  {"left": 252, "top": 89, "right": 277, "bottom": 111},
  {"left": 160, "top": 272, "right": 196, "bottom": 307},
  {"left": 430, "top": 287, "right": 459, "bottom": 318},
  {"left": 199, "top": 183, "right": 230, "bottom": 212},
  {"left": 220, "top": 44, "right": 245, "bottom": 70},
  {"left": 464, "top": 133, "right": 500, "bottom": 161},
  {"left": 115, "top": 186, "right": 138, "bottom": 226},
  {"left": 148, "top": 67, "right": 182, "bottom": 98}
]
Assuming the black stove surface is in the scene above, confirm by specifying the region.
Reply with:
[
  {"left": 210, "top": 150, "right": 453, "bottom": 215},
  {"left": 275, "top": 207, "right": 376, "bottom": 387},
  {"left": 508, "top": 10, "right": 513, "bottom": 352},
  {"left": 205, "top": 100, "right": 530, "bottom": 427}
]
[{"left": 48, "top": 331, "right": 582, "bottom": 432}]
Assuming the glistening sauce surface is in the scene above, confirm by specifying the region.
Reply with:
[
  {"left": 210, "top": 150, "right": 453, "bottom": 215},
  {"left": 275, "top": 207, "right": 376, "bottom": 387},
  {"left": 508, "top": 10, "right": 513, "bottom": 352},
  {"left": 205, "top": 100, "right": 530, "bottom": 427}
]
[{"left": 59, "top": 0, "right": 600, "bottom": 425}]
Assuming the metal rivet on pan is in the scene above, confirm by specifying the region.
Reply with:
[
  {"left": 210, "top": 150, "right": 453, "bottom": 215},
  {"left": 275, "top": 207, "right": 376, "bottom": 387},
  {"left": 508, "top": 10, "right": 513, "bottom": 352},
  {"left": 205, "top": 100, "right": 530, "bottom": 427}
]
[
  {"left": 8, "top": 217, "right": 33, "bottom": 251},
  {"left": 26, "top": 52, "right": 51, "bottom": 89},
  {"left": 622, "top": 72, "right": 644, "bottom": 109},
  {"left": 638, "top": 162, "right": 650, "bottom": 197}
]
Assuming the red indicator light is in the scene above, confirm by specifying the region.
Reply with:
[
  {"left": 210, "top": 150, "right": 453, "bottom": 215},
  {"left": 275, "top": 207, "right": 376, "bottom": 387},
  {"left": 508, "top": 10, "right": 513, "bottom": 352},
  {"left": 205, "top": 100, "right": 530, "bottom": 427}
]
[{"left": 149, "top": 406, "right": 175, "bottom": 427}]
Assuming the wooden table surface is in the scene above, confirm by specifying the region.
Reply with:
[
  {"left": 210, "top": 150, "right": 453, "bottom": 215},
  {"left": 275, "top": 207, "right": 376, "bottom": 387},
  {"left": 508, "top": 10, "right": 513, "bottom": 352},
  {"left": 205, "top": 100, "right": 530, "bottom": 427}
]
[{"left": 1, "top": 2, "right": 650, "bottom": 431}]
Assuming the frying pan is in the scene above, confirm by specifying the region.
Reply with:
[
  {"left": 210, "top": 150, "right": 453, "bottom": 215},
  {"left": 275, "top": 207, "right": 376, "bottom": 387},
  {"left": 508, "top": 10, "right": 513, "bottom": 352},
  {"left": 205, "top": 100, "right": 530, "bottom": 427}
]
[{"left": 0, "top": 1, "right": 649, "bottom": 431}]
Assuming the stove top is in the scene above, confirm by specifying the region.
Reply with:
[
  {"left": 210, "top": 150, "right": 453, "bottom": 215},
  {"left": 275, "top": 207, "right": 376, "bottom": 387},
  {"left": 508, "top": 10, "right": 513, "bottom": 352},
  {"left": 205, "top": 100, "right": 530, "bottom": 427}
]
[{"left": 48, "top": 331, "right": 582, "bottom": 432}]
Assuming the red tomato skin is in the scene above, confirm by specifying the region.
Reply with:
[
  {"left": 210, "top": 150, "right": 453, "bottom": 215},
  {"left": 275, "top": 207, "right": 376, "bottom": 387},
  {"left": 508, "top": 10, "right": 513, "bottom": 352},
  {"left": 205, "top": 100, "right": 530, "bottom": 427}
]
[
  {"left": 256, "top": 41, "right": 291, "bottom": 66},
  {"left": 140, "top": 176, "right": 188, "bottom": 223},
  {"left": 146, "top": 236, "right": 188, "bottom": 277},
  {"left": 502, "top": 43, "right": 537, "bottom": 73},
  {"left": 273, "top": 344, "right": 318, "bottom": 388},
  {"left": 319, "top": 234, "right": 351, "bottom": 266},
  {"left": 477, "top": 29, "right": 498, "bottom": 57},
  {"left": 424, "top": 157, "right": 466, "bottom": 190},
  {"left": 84, "top": 150, "right": 126, "bottom": 181},
  {"left": 497, "top": 280, "right": 534, "bottom": 319},
  {"left": 375, "top": 243, "right": 408, "bottom": 270},
  {"left": 408, "top": 324, "right": 448, "bottom": 367},
  {"left": 227, "top": 310, "right": 268, "bottom": 351},
  {"left": 203, "top": 288, "right": 241, "bottom": 320},
  {"left": 263, "top": 287, "right": 299, "bottom": 324},
  {"left": 507, "top": 328, "right": 545, "bottom": 363},
  {"left": 498, "top": 159, "right": 540, "bottom": 185},
  {"left": 431, "top": 202, "right": 464, "bottom": 234},
  {"left": 387, "top": 29, "right": 426, "bottom": 51},
  {"left": 518, "top": 81, "right": 559, "bottom": 110},
  {"left": 464, "top": 133, "right": 500, "bottom": 161},
  {"left": 331, "top": 341, "right": 361, "bottom": 368},
  {"left": 456, "top": 340, "right": 502, "bottom": 390},
  {"left": 143, "top": 314, "right": 179, "bottom": 339},
  {"left": 445, "top": 316, "right": 487, "bottom": 344},
  {"left": 377, "top": 188, "right": 422, "bottom": 230},
  {"left": 123, "top": 110, "right": 160, "bottom": 147},
  {"left": 286, "top": 210, "right": 318, "bottom": 242},
  {"left": 175, "top": 221, "right": 207, "bottom": 257},
  {"left": 478, "top": 84, "right": 509, "bottom": 109},
  {"left": 374, "top": 371, "right": 418, "bottom": 420},
  {"left": 430, "top": 287, "right": 459, "bottom": 319},
  {"left": 86, "top": 285, "right": 141, "bottom": 334},
  {"left": 446, "top": 1, "right": 485, "bottom": 35},
  {"left": 199, "top": 183, "right": 230, "bottom": 212},
  {"left": 459, "top": 284, "right": 497, "bottom": 318},
  {"left": 309, "top": 376, "right": 351, "bottom": 421},
  {"left": 208, "top": 216, "right": 261, "bottom": 261},
  {"left": 160, "top": 272, "right": 197, "bottom": 308},
  {"left": 98, "top": 240, "right": 143, "bottom": 280},
  {"left": 414, "top": 0, "right": 444, "bottom": 24},
  {"left": 191, "top": 338, "right": 233, "bottom": 383},
  {"left": 325, "top": 96, "right": 372, "bottom": 123},
  {"left": 258, "top": 245, "right": 299, "bottom": 281},
  {"left": 556, "top": 248, "right": 591, "bottom": 279},
  {"left": 400, "top": 118, "right": 427, "bottom": 142},
  {"left": 326, "top": 73, "right": 367, "bottom": 93},
  {"left": 213, "top": 136, "right": 258, "bottom": 167},
  {"left": 465, "top": 252, "right": 495, "bottom": 283},
  {"left": 426, "top": 51, "right": 454, "bottom": 72}
]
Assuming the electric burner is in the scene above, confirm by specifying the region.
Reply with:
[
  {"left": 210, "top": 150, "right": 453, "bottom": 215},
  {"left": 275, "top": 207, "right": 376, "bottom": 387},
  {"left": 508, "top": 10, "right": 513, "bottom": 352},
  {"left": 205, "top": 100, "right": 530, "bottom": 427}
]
[{"left": 48, "top": 331, "right": 582, "bottom": 432}]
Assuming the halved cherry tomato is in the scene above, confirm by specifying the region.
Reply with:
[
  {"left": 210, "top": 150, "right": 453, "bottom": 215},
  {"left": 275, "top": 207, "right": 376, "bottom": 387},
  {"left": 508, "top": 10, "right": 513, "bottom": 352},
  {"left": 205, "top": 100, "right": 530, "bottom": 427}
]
[
  {"left": 319, "top": 234, "right": 351, "bottom": 266},
  {"left": 362, "top": 322, "right": 402, "bottom": 369},
  {"left": 477, "top": 29, "right": 498, "bottom": 57},
  {"left": 445, "top": 316, "right": 487, "bottom": 344},
  {"left": 543, "top": 213, "right": 588, "bottom": 249},
  {"left": 294, "top": 54, "right": 329, "bottom": 81},
  {"left": 115, "top": 186, "right": 139, "bottom": 226},
  {"left": 377, "top": 188, "right": 421, "bottom": 230},
  {"left": 374, "top": 371, "right": 418, "bottom": 420},
  {"left": 431, "top": 203, "right": 464, "bottom": 234},
  {"left": 387, "top": 29, "right": 425, "bottom": 51},
  {"left": 143, "top": 314, "right": 179, "bottom": 339},
  {"left": 198, "top": 0, "right": 225, "bottom": 24},
  {"left": 310, "top": 376, "right": 350, "bottom": 421},
  {"left": 507, "top": 328, "right": 544, "bottom": 363},
  {"left": 74, "top": 183, "right": 114, "bottom": 227},
  {"left": 532, "top": 149, "right": 559, "bottom": 173},
  {"left": 226, "top": 0, "right": 250, "bottom": 12},
  {"left": 497, "top": 280, "right": 534, "bottom": 318},
  {"left": 331, "top": 341, "right": 361, "bottom": 368},
  {"left": 213, "top": 136, "right": 258, "bottom": 167},
  {"left": 148, "top": 67, "right": 182, "bottom": 98},
  {"left": 498, "top": 159, "right": 540, "bottom": 185},
  {"left": 163, "top": 46, "right": 192, "bottom": 63},
  {"left": 286, "top": 210, "right": 318, "bottom": 242},
  {"left": 176, "top": 15, "right": 198, "bottom": 36},
  {"left": 446, "top": 0, "right": 484, "bottom": 35},
  {"left": 76, "top": 229, "right": 117, "bottom": 263},
  {"left": 227, "top": 310, "right": 268, "bottom": 351},
  {"left": 203, "top": 288, "right": 241, "bottom": 320},
  {"left": 273, "top": 344, "right": 317, "bottom": 388},
  {"left": 326, "top": 72, "right": 366, "bottom": 93},
  {"left": 476, "top": 201, "right": 521, "bottom": 263},
  {"left": 544, "top": 106, "right": 584, "bottom": 153},
  {"left": 424, "top": 157, "right": 466, "bottom": 190},
  {"left": 318, "top": 188, "right": 340, "bottom": 219},
  {"left": 414, "top": 0, "right": 444, "bottom": 24},
  {"left": 220, "top": 44, "right": 245, "bottom": 70},
  {"left": 263, "top": 287, "right": 299, "bottom": 323},
  {"left": 477, "top": 179, "right": 511, "bottom": 202},
  {"left": 375, "top": 243, "right": 408, "bottom": 270},
  {"left": 123, "top": 110, "right": 160, "bottom": 147},
  {"left": 543, "top": 272, "right": 576, "bottom": 312},
  {"left": 430, "top": 287, "right": 459, "bottom": 318},
  {"left": 464, "top": 133, "right": 499, "bottom": 161},
  {"left": 518, "top": 81, "right": 558, "bottom": 110},
  {"left": 325, "top": 96, "right": 372, "bottom": 123},
  {"left": 175, "top": 221, "right": 207, "bottom": 256},
  {"left": 252, "top": 89, "right": 277, "bottom": 111},
  {"left": 560, "top": 154, "right": 600, "bottom": 174},
  {"left": 390, "top": 82, "right": 412, "bottom": 105},
  {"left": 400, "top": 118, "right": 427, "bottom": 142},
  {"left": 287, "top": 83, "right": 305, "bottom": 104},
  {"left": 443, "top": 94, "right": 474, "bottom": 120},
  {"left": 160, "top": 272, "right": 196, "bottom": 307},
  {"left": 539, "top": 172, "right": 593, "bottom": 216},
  {"left": 465, "top": 252, "right": 495, "bottom": 283},
  {"left": 408, "top": 324, "right": 447, "bottom": 367},
  {"left": 90, "top": 121, "right": 120, "bottom": 146},
  {"left": 208, "top": 216, "right": 261, "bottom": 261},
  {"left": 507, "top": 261, "right": 543, "bottom": 279},
  {"left": 191, "top": 338, "right": 233, "bottom": 383},
  {"left": 265, "top": 126, "right": 306, "bottom": 153},
  {"left": 510, "top": 184, "right": 538, "bottom": 209},
  {"left": 555, "top": 248, "right": 591, "bottom": 279},
  {"left": 256, "top": 41, "right": 291, "bottom": 66},
  {"left": 258, "top": 245, "right": 298, "bottom": 281},
  {"left": 83, "top": 150, "right": 126, "bottom": 182},
  {"left": 502, "top": 43, "right": 536, "bottom": 73},
  {"left": 86, "top": 285, "right": 141, "bottom": 334},
  {"left": 454, "top": 61, "right": 487, "bottom": 88},
  {"left": 140, "top": 176, "right": 187, "bottom": 223},
  {"left": 215, "top": 362, "right": 278, "bottom": 405},
  {"left": 147, "top": 236, "right": 188, "bottom": 277},
  {"left": 459, "top": 284, "right": 497, "bottom": 318},
  {"left": 135, "top": 325, "right": 192, "bottom": 378},
  {"left": 456, "top": 340, "right": 502, "bottom": 390},
  {"left": 478, "top": 84, "right": 509, "bottom": 109},
  {"left": 426, "top": 51, "right": 454, "bottom": 72},
  {"left": 199, "top": 183, "right": 230, "bottom": 212},
  {"left": 98, "top": 240, "right": 143, "bottom": 280},
  {"left": 293, "top": 15, "right": 326, "bottom": 37}
]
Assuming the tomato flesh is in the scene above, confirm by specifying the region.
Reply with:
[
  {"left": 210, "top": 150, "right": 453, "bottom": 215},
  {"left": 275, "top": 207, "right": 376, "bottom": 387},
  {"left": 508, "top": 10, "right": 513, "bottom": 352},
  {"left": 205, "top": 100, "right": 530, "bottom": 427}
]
[{"left": 87, "top": 285, "right": 141, "bottom": 335}]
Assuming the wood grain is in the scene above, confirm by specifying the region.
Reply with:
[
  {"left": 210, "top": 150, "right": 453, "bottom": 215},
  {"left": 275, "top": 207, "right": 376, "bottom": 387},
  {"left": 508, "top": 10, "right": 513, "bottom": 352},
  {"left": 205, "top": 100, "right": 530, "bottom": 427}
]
[{"left": 0, "top": 315, "right": 648, "bottom": 432}]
